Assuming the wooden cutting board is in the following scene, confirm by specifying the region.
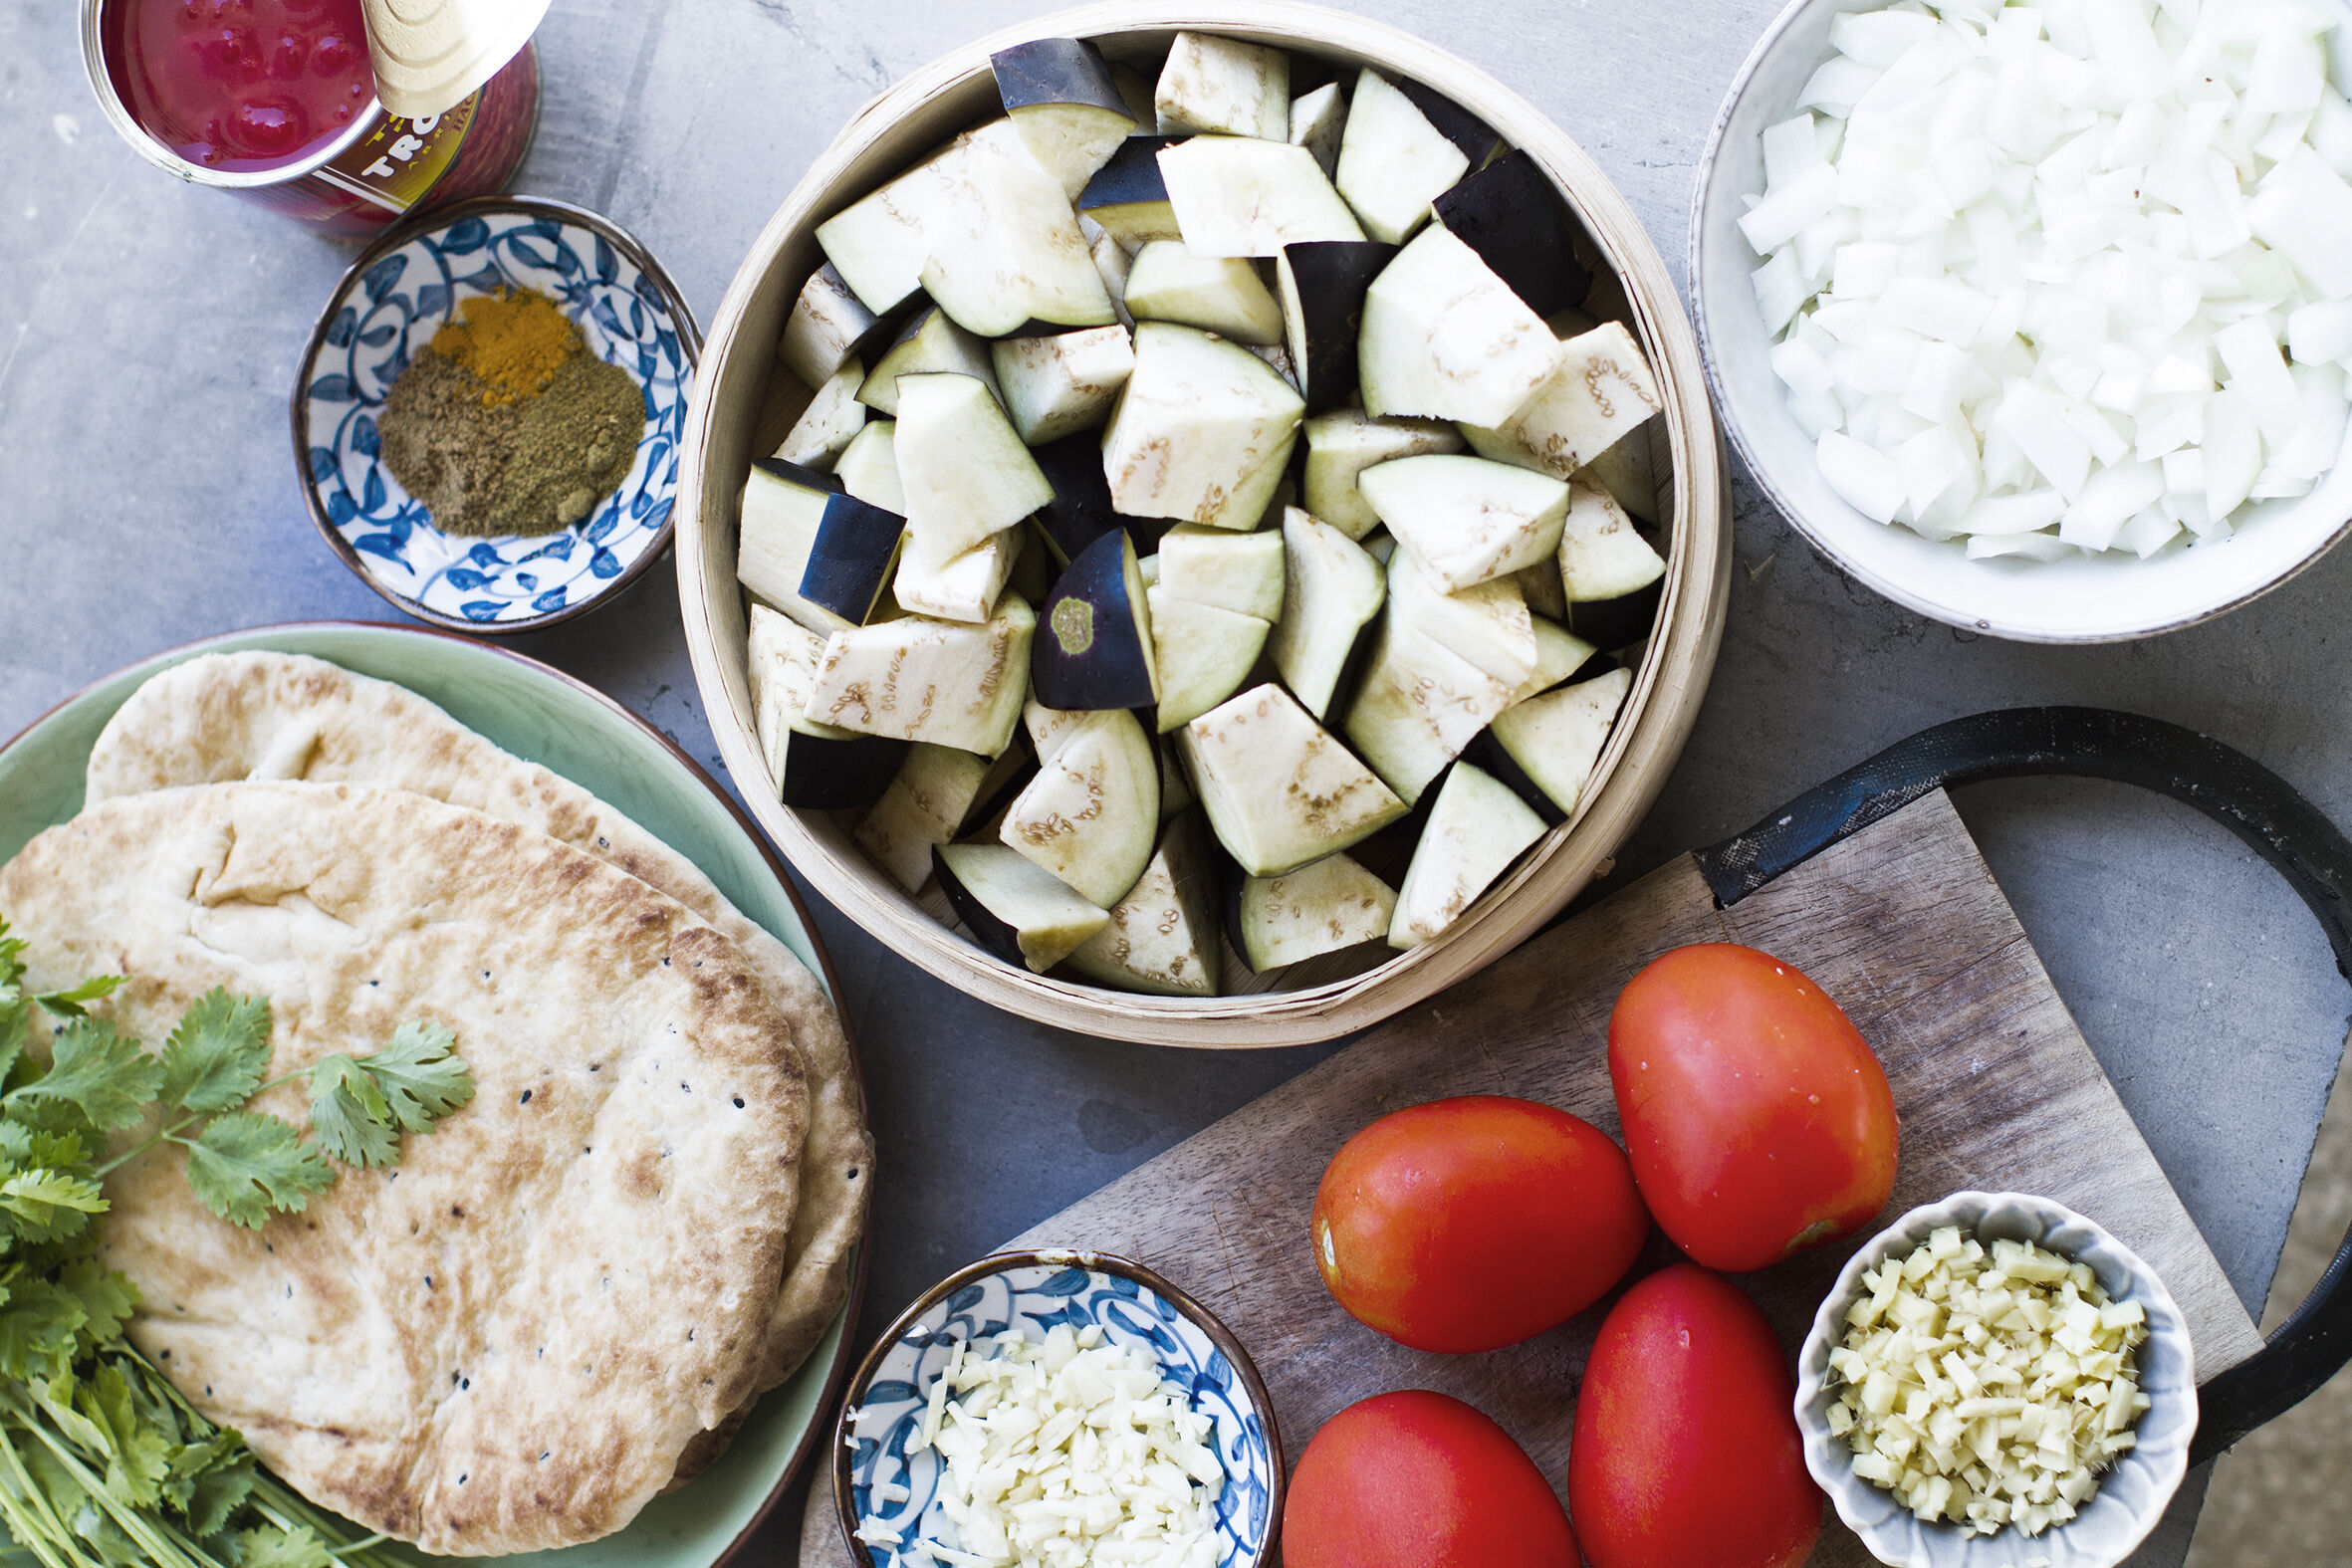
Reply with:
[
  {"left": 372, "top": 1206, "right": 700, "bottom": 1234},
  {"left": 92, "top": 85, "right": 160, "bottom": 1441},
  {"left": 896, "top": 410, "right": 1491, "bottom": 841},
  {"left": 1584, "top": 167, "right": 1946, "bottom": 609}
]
[{"left": 802, "top": 790, "right": 2263, "bottom": 1567}]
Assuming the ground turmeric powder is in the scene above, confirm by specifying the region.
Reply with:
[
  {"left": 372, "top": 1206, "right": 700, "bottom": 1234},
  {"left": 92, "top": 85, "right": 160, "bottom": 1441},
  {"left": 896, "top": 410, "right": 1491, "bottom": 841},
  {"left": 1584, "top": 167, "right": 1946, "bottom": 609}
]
[{"left": 427, "top": 289, "right": 578, "bottom": 407}]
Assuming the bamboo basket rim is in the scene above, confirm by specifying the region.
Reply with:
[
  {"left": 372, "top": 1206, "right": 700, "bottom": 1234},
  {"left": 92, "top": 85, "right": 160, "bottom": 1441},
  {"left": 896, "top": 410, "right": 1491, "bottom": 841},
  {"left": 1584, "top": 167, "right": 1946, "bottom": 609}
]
[{"left": 675, "top": 0, "right": 1732, "bottom": 1046}]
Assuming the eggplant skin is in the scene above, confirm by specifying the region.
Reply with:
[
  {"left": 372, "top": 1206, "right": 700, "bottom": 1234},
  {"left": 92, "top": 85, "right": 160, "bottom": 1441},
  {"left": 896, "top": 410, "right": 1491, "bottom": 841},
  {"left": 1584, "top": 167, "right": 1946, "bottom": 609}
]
[
  {"left": 1431, "top": 150, "right": 1595, "bottom": 321},
  {"left": 1566, "top": 581, "right": 1663, "bottom": 654},
  {"left": 1393, "top": 76, "right": 1500, "bottom": 164},
  {"left": 780, "top": 732, "right": 910, "bottom": 810},
  {"left": 992, "top": 37, "right": 1127, "bottom": 114},
  {"left": 1281, "top": 240, "right": 1396, "bottom": 416},
  {"left": 1082, "top": 136, "right": 1181, "bottom": 209},
  {"left": 931, "top": 845, "right": 1028, "bottom": 967},
  {"left": 1034, "top": 530, "right": 1156, "bottom": 710}
]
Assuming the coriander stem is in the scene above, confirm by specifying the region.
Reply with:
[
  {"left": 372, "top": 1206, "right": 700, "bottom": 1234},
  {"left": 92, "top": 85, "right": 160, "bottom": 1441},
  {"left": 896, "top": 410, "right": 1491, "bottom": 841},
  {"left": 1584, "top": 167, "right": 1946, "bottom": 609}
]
[
  {"left": 92, "top": 1112, "right": 200, "bottom": 1177},
  {"left": 0, "top": 1424, "right": 84, "bottom": 1568}
]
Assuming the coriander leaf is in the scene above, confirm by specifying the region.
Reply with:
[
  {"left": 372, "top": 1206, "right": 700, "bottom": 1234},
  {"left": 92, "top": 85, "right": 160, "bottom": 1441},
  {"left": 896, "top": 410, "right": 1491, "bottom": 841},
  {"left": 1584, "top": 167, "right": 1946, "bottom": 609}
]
[
  {"left": 230, "top": 1524, "right": 334, "bottom": 1568},
  {"left": 32, "top": 976, "right": 124, "bottom": 1019},
  {"left": 81, "top": 1363, "right": 170, "bottom": 1510},
  {"left": 166, "top": 1435, "right": 253, "bottom": 1538},
  {"left": 183, "top": 1114, "right": 333, "bottom": 1230},
  {"left": 0, "top": 999, "right": 27, "bottom": 1087},
  {"left": 0, "top": 923, "right": 26, "bottom": 988},
  {"left": 0, "top": 1277, "right": 88, "bottom": 1381},
  {"left": 0, "top": 1170, "right": 108, "bottom": 1246},
  {"left": 57, "top": 1257, "right": 137, "bottom": 1357},
  {"left": 359, "top": 1021, "right": 475, "bottom": 1134},
  {"left": 306, "top": 1055, "right": 398, "bottom": 1169},
  {"left": 159, "top": 990, "right": 272, "bottom": 1115},
  {"left": 13, "top": 1018, "right": 164, "bottom": 1132}
]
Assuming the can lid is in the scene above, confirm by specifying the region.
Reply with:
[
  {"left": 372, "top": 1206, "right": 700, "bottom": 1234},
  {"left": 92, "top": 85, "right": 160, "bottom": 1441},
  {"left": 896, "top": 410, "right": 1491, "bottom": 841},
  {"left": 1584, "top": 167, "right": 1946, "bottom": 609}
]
[{"left": 359, "top": 0, "right": 552, "bottom": 120}]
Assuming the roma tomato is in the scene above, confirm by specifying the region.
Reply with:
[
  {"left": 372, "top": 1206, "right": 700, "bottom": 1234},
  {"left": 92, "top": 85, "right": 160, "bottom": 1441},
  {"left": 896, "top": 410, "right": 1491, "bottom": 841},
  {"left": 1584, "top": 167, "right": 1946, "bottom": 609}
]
[
  {"left": 1310, "top": 1095, "right": 1649, "bottom": 1353},
  {"left": 1285, "top": 1390, "right": 1579, "bottom": 1568},
  {"left": 1568, "top": 1263, "right": 1821, "bottom": 1568},
  {"left": 1608, "top": 943, "right": 1898, "bottom": 1271}
]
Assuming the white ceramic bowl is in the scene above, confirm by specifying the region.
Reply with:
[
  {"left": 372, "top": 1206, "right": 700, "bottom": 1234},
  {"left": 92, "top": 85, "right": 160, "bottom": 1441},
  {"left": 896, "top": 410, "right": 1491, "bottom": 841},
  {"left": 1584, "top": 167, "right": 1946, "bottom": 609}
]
[
  {"left": 1692, "top": 0, "right": 2352, "bottom": 642},
  {"left": 1794, "top": 1192, "right": 2197, "bottom": 1568}
]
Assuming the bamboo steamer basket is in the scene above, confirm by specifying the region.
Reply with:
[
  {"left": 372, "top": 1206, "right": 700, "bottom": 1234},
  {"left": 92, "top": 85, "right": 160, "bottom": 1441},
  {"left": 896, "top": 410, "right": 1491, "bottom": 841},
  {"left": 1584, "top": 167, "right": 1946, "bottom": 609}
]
[{"left": 676, "top": 0, "right": 1732, "bottom": 1047}]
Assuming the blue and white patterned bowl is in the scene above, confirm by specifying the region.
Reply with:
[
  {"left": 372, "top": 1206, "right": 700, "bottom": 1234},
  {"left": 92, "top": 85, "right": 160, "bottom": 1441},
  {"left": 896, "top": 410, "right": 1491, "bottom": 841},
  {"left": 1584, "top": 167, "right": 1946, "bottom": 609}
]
[
  {"left": 291, "top": 195, "right": 700, "bottom": 633},
  {"left": 833, "top": 1250, "right": 1284, "bottom": 1568}
]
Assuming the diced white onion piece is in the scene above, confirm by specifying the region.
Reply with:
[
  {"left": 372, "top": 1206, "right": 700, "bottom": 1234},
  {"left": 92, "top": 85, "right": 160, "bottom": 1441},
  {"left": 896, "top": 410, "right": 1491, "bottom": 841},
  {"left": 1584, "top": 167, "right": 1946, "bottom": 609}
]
[
  {"left": 1819, "top": 430, "right": 1908, "bottom": 522},
  {"left": 2288, "top": 300, "right": 2352, "bottom": 363}
]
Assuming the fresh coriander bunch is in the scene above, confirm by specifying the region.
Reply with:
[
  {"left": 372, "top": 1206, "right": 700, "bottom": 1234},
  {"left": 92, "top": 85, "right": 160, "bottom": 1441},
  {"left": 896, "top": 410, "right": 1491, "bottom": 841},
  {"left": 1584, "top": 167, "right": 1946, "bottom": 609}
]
[{"left": 0, "top": 920, "right": 473, "bottom": 1568}]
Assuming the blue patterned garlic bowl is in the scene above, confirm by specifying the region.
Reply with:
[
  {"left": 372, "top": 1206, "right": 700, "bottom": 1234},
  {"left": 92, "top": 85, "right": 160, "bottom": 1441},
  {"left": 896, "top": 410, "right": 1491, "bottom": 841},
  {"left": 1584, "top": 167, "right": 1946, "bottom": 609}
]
[
  {"left": 833, "top": 1250, "right": 1284, "bottom": 1568},
  {"left": 292, "top": 195, "right": 699, "bottom": 633}
]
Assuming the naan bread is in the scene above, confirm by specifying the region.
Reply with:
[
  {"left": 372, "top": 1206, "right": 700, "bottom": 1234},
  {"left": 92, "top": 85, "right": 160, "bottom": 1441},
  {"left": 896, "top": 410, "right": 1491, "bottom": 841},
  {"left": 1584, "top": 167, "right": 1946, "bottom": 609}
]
[
  {"left": 84, "top": 652, "right": 871, "bottom": 1410},
  {"left": 0, "top": 784, "right": 801, "bottom": 1555}
]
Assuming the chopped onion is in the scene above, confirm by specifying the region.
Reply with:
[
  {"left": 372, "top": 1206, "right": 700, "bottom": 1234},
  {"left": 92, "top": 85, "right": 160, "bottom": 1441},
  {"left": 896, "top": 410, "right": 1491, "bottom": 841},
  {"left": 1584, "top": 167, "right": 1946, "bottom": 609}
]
[{"left": 1747, "top": 0, "right": 2352, "bottom": 562}]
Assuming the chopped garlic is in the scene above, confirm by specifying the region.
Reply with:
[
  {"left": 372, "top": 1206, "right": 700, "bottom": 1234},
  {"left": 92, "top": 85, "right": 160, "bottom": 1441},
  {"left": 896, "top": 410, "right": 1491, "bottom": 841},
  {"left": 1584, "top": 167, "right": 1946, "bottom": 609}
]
[
  {"left": 869, "top": 1323, "right": 1226, "bottom": 1568},
  {"left": 1831, "top": 1228, "right": 2153, "bottom": 1539}
]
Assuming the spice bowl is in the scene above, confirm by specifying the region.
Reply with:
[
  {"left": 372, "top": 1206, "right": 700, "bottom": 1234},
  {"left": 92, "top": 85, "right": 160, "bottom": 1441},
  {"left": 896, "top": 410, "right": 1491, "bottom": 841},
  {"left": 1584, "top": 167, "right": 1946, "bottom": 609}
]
[
  {"left": 833, "top": 1249, "right": 1283, "bottom": 1567},
  {"left": 1794, "top": 1192, "right": 2198, "bottom": 1568},
  {"left": 292, "top": 194, "right": 700, "bottom": 633}
]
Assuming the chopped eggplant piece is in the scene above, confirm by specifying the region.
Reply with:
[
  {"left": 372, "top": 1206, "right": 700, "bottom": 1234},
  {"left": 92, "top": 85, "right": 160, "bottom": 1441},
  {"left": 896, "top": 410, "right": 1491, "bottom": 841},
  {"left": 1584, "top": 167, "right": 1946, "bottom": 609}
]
[
  {"left": 1025, "top": 698, "right": 1095, "bottom": 766},
  {"left": 1289, "top": 81, "right": 1346, "bottom": 178},
  {"left": 992, "top": 38, "right": 1138, "bottom": 200},
  {"left": 1154, "top": 31, "right": 1289, "bottom": 140},
  {"left": 1066, "top": 812, "right": 1221, "bottom": 996},
  {"left": 748, "top": 604, "right": 910, "bottom": 809},
  {"left": 894, "top": 529, "right": 1015, "bottom": 623},
  {"left": 935, "top": 842, "right": 1109, "bottom": 972},
  {"left": 1488, "top": 665, "right": 1632, "bottom": 821},
  {"left": 807, "top": 594, "right": 1036, "bottom": 756},
  {"left": 855, "top": 743, "right": 996, "bottom": 893},
  {"left": 1111, "top": 61, "right": 1158, "bottom": 128},
  {"left": 1030, "top": 431, "right": 1133, "bottom": 563},
  {"left": 1460, "top": 727, "right": 1562, "bottom": 826},
  {"left": 1155, "top": 523, "right": 1286, "bottom": 619},
  {"left": 1103, "top": 323, "right": 1305, "bottom": 531},
  {"left": 1334, "top": 68, "right": 1471, "bottom": 246},
  {"left": 778, "top": 263, "right": 891, "bottom": 390},
  {"left": 1391, "top": 78, "right": 1501, "bottom": 166},
  {"left": 1360, "top": 453, "right": 1570, "bottom": 591},
  {"left": 1558, "top": 481, "right": 1668, "bottom": 601},
  {"left": 1388, "top": 762, "right": 1546, "bottom": 950},
  {"left": 1008, "top": 518, "right": 1058, "bottom": 605},
  {"left": 815, "top": 150, "right": 961, "bottom": 316},
  {"left": 1034, "top": 528, "right": 1160, "bottom": 710},
  {"left": 1516, "top": 559, "right": 1568, "bottom": 621},
  {"left": 858, "top": 305, "right": 1001, "bottom": 417},
  {"left": 1460, "top": 322, "right": 1663, "bottom": 481},
  {"left": 1179, "top": 684, "right": 1407, "bottom": 877},
  {"left": 1156, "top": 136, "right": 1365, "bottom": 257},
  {"left": 1582, "top": 427, "right": 1659, "bottom": 523},
  {"left": 1278, "top": 240, "right": 1396, "bottom": 416},
  {"left": 1088, "top": 226, "right": 1136, "bottom": 328},
  {"left": 1000, "top": 707, "right": 1160, "bottom": 907},
  {"left": 1269, "top": 506, "right": 1384, "bottom": 720},
  {"left": 1358, "top": 224, "right": 1559, "bottom": 425},
  {"left": 919, "top": 123, "right": 1117, "bottom": 336},
  {"left": 834, "top": 419, "right": 906, "bottom": 514},
  {"left": 776, "top": 355, "right": 867, "bottom": 469},
  {"left": 1147, "top": 585, "right": 1270, "bottom": 733},
  {"left": 1159, "top": 734, "right": 1196, "bottom": 820},
  {"left": 1122, "top": 241, "right": 1286, "bottom": 344},
  {"left": 1386, "top": 551, "right": 1537, "bottom": 689},
  {"left": 1342, "top": 620, "right": 1518, "bottom": 804},
  {"left": 1568, "top": 580, "right": 1663, "bottom": 654},
  {"left": 991, "top": 324, "right": 1136, "bottom": 445},
  {"left": 1300, "top": 406, "right": 1462, "bottom": 539},
  {"left": 738, "top": 457, "right": 903, "bottom": 636},
  {"left": 1079, "top": 136, "right": 1185, "bottom": 251},
  {"left": 1431, "top": 149, "right": 1593, "bottom": 320},
  {"left": 1520, "top": 614, "right": 1598, "bottom": 701},
  {"left": 894, "top": 372, "right": 1056, "bottom": 565},
  {"left": 1234, "top": 851, "right": 1396, "bottom": 972}
]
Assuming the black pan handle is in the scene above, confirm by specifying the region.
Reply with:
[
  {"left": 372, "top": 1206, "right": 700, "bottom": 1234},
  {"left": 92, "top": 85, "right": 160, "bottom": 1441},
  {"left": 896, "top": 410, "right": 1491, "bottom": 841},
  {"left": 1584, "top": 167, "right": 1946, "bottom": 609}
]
[{"left": 1694, "top": 707, "right": 2352, "bottom": 1464}]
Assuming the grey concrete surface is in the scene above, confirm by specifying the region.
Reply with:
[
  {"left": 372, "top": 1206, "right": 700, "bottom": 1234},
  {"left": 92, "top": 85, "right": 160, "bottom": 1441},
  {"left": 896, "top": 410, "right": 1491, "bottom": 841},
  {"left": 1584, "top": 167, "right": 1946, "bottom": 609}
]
[{"left": 2, "top": 2, "right": 2347, "bottom": 1563}]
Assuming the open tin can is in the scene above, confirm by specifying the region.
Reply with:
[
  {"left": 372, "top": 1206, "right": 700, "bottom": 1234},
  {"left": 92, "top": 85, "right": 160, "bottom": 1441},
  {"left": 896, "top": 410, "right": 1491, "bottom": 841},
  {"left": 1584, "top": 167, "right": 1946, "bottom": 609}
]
[{"left": 80, "top": 0, "right": 541, "bottom": 238}]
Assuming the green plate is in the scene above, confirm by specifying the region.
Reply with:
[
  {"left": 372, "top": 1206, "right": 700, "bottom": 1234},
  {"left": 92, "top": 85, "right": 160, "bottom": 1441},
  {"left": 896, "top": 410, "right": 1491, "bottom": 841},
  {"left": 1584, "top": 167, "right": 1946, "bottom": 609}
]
[{"left": 0, "top": 622, "right": 860, "bottom": 1568}]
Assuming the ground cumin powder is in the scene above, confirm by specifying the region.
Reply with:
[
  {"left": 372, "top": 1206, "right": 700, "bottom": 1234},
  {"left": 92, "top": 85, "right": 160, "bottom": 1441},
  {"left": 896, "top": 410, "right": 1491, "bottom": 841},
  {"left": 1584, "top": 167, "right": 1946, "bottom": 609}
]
[{"left": 378, "top": 290, "right": 646, "bottom": 538}]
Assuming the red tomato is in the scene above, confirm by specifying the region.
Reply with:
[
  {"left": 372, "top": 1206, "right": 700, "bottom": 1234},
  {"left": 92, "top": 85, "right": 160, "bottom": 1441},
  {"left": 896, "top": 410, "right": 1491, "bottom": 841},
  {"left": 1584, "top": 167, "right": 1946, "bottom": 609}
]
[
  {"left": 1285, "top": 1390, "right": 1579, "bottom": 1568},
  {"left": 1608, "top": 943, "right": 1898, "bottom": 1271},
  {"left": 1310, "top": 1095, "right": 1649, "bottom": 1353},
  {"left": 1568, "top": 1263, "right": 1822, "bottom": 1568}
]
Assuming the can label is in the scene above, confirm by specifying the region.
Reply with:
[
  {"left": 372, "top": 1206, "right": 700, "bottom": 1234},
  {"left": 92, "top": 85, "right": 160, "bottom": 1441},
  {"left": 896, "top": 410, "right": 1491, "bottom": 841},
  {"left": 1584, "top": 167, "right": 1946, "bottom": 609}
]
[{"left": 313, "top": 97, "right": 479, "bottom": 215}]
